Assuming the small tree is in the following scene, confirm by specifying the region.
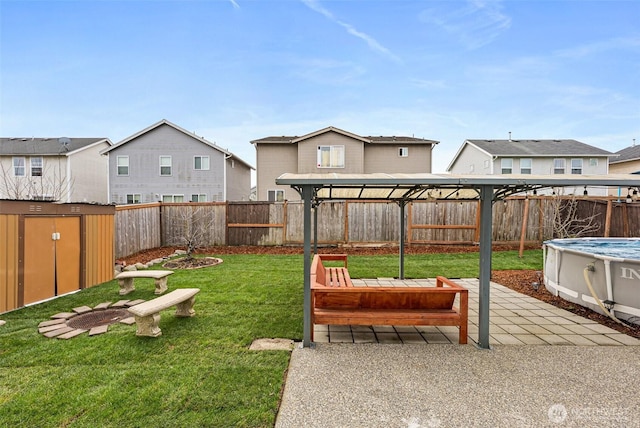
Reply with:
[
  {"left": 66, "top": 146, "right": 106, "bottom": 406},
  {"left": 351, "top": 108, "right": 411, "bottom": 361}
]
[
  {"left": 177, "top": 205, "right": 216, "bottom": 258},
  {"left": 547, "top": 193, "right": 601, "bottom": 238}
]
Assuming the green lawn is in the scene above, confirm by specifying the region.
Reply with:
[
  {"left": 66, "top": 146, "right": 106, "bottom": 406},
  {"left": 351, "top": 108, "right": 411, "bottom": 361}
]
[{"left": 0, "top": 250, "right": 542, "bottom": 427}]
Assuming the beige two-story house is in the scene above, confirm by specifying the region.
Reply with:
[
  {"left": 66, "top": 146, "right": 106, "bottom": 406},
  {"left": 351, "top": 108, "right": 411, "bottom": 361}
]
[
  {"left": 251, "top": 126, "right": 438, "bottom": 201},
  {"left": 608, "top": 143, "right": 640, "bottom": 197}
]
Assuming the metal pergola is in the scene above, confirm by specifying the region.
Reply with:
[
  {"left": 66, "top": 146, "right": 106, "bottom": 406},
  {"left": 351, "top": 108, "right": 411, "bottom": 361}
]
[{"left": 275, "top": 173, "right": 640, "bottom": 349}]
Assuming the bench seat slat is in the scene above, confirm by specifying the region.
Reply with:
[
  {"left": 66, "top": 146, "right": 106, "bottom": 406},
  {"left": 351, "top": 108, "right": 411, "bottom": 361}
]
[
  {"left": 314, "top": 308, "right": 462, "bottom": 326},
  {"left": 128, "top": 288, "right": 200, "bottom": 317}
]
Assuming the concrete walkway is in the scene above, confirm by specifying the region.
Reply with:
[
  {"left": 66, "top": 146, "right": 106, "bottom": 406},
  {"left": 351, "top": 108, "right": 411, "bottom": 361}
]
[{"left": 276, "top": 279, "right": 640, "bottom": 427}]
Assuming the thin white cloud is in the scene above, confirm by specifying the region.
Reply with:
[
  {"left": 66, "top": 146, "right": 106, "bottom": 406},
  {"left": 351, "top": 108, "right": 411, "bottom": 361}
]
[
  {"left": 419, "top": 0, "right": 511, "bottom": 49},
  {"left": 554, "top": 37, "right": 640, "bottom": 59},
  {"left": 301, "top": 0, "right": 401, "bottom": 63},
  {"left": 229, "top": 0, "right": 240, "bottom": 9}
]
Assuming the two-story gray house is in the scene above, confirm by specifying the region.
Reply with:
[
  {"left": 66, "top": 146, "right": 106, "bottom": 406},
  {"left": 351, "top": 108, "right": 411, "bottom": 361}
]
[
  {"left": 0, "top": 137, "right": 112, "bottom": 203},
  {"left": 251, "top": 126, "right": 438, "bottom": 201},
  {"left": 103, "top": 119, "right": 253, "bottom": 204},
  {"left": 447, "top": 139, "right": 616, "bottom": 195}
]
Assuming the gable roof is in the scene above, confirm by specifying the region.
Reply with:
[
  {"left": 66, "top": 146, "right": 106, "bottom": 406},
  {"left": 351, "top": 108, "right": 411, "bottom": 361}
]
[
  {"left": 0, "top": 137, "right": 111, "bottom": 156},
  {"left": 250, "top": 126, "right": 438, "bottom": 146},
  {"left": 465, "top": 139, "right": 615, "bottom": 157},
  {"left": 102, "top": 119, "right": 253, "bottom": 169},
  {"left": 610, "top": 144, "right": 640, "bottom": 164}
]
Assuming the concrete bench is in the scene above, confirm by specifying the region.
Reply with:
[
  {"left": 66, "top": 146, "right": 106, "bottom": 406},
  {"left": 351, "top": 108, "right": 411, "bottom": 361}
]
[
  {"left": 115, "top": 270, "right": 174, "bottom": 295},
  {"left": 127, "top": 288, "right": 200, "bottom": 337},
  {"left": 311, "top": 254, "right": 469, "bottom": 344}
]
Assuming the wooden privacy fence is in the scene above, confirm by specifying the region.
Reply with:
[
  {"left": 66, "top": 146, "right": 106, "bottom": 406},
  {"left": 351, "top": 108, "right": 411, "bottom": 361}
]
[{"left": 114, "top": 198, "right": 640, "bottom": 259}]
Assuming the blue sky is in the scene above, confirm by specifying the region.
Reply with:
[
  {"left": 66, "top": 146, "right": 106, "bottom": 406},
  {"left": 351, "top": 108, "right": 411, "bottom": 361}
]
[{"left": 1, "top": 0, "right": 639, "bottom": 173}]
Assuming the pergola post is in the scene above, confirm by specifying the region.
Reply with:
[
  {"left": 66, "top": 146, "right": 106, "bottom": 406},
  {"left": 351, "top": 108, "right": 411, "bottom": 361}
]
[
  {"left": 399, "top": 200, "right": 407, "bottom": 279},
  {"left": 478, "top": 185, "right": 494, "bottom": 349},
  {"left": 302, "top": 185, "right": 313, "bottom": 347}
]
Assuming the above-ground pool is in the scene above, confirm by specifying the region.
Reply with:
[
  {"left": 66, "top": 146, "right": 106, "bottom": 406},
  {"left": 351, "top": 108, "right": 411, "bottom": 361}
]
[{"left": 543, "top": 238, "right": 640, "bottom": 326}]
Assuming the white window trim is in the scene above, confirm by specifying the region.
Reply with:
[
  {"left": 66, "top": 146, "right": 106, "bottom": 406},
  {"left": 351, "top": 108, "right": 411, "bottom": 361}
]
[
  {"left": 126, "top": 193, "right": 141, "bottom": 204},
  {"left": 194, "top": 155, "right": 210, "bottom": 171},
  {"left": 162, "top": 194, "right": 184, "bottom": 202},
  {"left": 501, "top": 158, "right": 513, "bottom": 174},
  {"left": 520, "top": 158, "right": 532, "bottom": 174},
  {"left": 398, "top": 147, "right": 409, "bottom": 157},
  {"left": 191, "top": 194, "right": 207, "bottom": 202},
  {"left": 317, "top": 145, "right": 345, "bottom": 168},
  {"left": 160, "top": 156, "right": 172, "bottom": 176},
  {"left": 553, "top": 158, "right": 566, "bottom": 174},
  {"left": 117, "top": 156, "right": 129, "bottom": 176},
  {"left": 267, "top": 189, "right": 285, "bottom": 202},
  {"left": 571, "top": 158, "right": 583, "bottom": 175},
  {"left": 30, "top": 157, "right": 43, "bottom": 177},
  {"left": 13, "top": 157, "right": 25, "bottom": 176}
]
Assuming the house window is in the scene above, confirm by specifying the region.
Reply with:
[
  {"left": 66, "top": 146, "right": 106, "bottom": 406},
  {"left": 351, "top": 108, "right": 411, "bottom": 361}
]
[
  {"left": 194, "top": 156, "right": 209, "bottom": 170},
  {"left": 268, "top": 189, "right": 284, "bottom": 202},
  {"left": 162, "top": 194, "right": 184, "bottom": 202},
  {"left": 553, "top": 159, "right": 565, "bottom": 174},
  {"left": 30, "top": 157, "right": 43, "bottom": 176},
  {"left": 589, "top": 158, "right": 598, "bottom": 167},
  {"left": 191, "top": 194, "right": 207, "bottom": 202},
  {"left": 520, "top": 158, "right": 532, "bottom": 174},
  {"left": 13, "top": 157, "right": 25, "bottom": 176},
  {"left": 317, "top": 145, "right": 345, "bottom": 168},
  {"left": 501, "top": 158, "right": 513, "bottom": 174},
  {"left": 160, "top": 156, "right": 172, "bottom": 176},
  {"left": 117, "top": 156, "right": 129, "bottom": 176},
  {"left": 571, "top": 158, "right": 583, "bottom": 175},
  {"left": 126, "top": 194, "right": 141, "bottom": 204},
  {"left": 398, "top": 147, "right": 409, "bottom": 157}
]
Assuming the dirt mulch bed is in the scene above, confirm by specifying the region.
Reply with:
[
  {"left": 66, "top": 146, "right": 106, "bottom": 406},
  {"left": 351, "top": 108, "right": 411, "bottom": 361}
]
[{"left": 120, "top": 245, "right": 640, "bottom": 339}]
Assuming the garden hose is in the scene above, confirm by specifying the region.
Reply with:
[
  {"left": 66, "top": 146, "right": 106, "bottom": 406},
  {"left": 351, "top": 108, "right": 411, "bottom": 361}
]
[{"left": 583, "top": 264, "right": 625, "bottom": 325}]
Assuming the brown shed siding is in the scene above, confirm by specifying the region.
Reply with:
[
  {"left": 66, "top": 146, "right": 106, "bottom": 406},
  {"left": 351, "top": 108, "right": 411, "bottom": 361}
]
[
  {"left": 0, "top": 200, "right": 115, "bottom": 313},
  {"left": 0, "top": 213, "right": 19, "bottom": 312}
]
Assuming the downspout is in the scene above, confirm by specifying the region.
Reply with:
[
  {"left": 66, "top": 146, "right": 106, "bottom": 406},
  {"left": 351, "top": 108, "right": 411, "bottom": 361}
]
[
  {"left": 223, "top": 154, "right": 231, "bottom": 201},
  {"left": 65, "top": 154, "right": 72, "bottom": 202}
]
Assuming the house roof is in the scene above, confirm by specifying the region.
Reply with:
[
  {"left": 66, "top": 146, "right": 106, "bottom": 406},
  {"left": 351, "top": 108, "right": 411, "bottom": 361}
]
[
  {"left": 465, "top": 139, "right": 615, "bottom": 157},
  {"left": 610, "top": 144, "right": 640, "bottom": 164},
  {"left": 250, "top": 126, "right": 439, "bottom": 146},
  {"left": 0, "top": 137, "right": 111, "bottom": 156},
  {"left": 102, "top": 119, "right": 254, "bottom": 169}
]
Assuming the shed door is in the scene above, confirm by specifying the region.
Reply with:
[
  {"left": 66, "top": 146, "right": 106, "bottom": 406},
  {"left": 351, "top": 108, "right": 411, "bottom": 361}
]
[{"left": 23, "top": 217, "right": 80, "bottom": 305}]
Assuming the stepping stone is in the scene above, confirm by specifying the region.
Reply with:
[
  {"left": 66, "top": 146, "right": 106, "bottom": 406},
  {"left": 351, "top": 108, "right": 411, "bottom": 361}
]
[
  {"left": 39, "top": 324, "right": 71, "bottom": 334},
  {"left": 125, "top": 299, "right": 145, "bottom": 306},
  {"left": 0, "top": 320, "right": 5, "bottom": 327},
  {"left": 93, "top": 302, "right": 113, "bottom": 310},
  {"left": 50, "top": 312, "right": 77, "bottom": 320},
  {"left": 111, "top": 300, "right": 130, "bottom": 308},
  {"left": 73, "top": 306, "right": 93, "bottom": 314},
  {"left": 119, "top": 317, "right": 136, "bottom": 325},
  {"left": 89, "top": 325, "right": 109, "bottom": 336},
  {"left": 44, "top": 326, "right": 75, "bottom": 338},
  {"left": 57, "top": 329, "right": 87, "bottom": 340},
  {"left": 38, "top": 319, "right": 67, "bottom": 328}
]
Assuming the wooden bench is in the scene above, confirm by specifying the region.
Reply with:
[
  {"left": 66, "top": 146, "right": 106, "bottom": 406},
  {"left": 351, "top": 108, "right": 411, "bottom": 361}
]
[
  {"left": 311, "top": 254, "right": 469, "bottom": 344},
  {"left": 127, "top": 288, "right": 200, "bottom": 337},
  {"left": 115, "top": 270, "right": 174, "bottom": 295}
]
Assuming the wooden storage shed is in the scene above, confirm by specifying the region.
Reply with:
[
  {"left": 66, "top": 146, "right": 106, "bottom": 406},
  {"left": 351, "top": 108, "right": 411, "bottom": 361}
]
[{"left": 0, "top": 200, "right": 115, "bottom": 313}]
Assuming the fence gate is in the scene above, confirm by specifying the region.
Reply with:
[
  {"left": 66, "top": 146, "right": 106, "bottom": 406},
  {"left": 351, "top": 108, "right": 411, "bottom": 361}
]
[
  {"left": 23, "top": 216, "right": 80, "bottom": 305},
  {"left": 227, "top": 201, "right": 278, "bottom": 246}
]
